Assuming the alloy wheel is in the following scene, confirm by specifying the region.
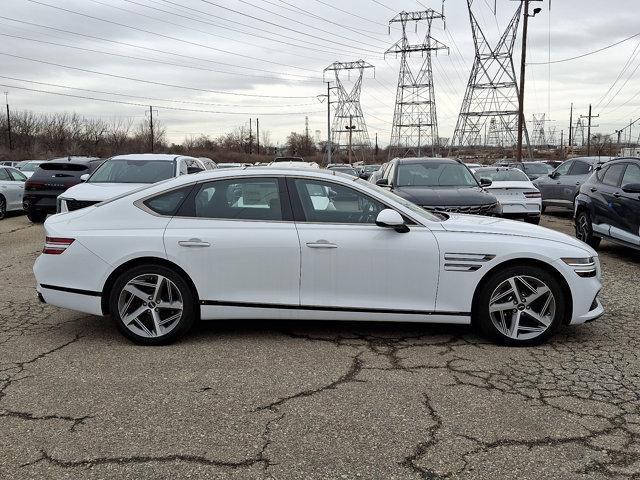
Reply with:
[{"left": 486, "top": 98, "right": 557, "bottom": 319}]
[
  {"left": 0, "top": 197, "right": 5, "bottom": 219},
  {"left": 576, "top": 214, "right": 590, "bottom": 242},
  {"left": 117, "top": 274, "right": 183, "bottom": 338},
  {"left": 488, "top": 275, "right": 556, "bottom": 341}
]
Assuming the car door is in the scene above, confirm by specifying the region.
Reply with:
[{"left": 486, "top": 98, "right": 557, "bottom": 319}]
[
  {"left": 7, "top": 168, "right": 27, "bottom": 210},
  {"left": 594, "top": 163, "right": 626, "bottom": 239},
  {"left": 541, "top": 160, "right": 572, "bottom": 204},
  {"left": 560, "top": 160, "right": 592, "bottom": 204},
  {"left": 289, "top": 177, "right": 440, "bottom": 312},
  {"left": 613, "top": 162, "right": 640, "bottom": 246},
  {"left": 163, "top": 176, "right": 301, "bottom": 306}
]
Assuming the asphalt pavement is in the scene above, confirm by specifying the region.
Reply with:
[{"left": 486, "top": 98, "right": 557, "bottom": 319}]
[{"left": 1, "top": 210, "right": 639, "bottom": 480}]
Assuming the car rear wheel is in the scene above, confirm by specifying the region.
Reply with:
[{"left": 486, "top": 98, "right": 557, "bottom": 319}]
[
  {"left": 476, "top": 266, "right": 565, "bottom": 346},
  {"left": 575, "top": 210, "right": 601, "bottom": 249},
  {"left": 0, "top": 196, "right": 6, "bottom": 220},
  {"left": 524, "top": 215, "right": 540, "bottom": 225},
  {"left": 109, "top": 265, "right": 195, "bottom": 345},
  {"left": 27, "top": 209, "right": 47, "bottom": 223}
]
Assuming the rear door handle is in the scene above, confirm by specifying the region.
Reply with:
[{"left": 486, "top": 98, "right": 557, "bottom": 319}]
[
  {"left": 613, "top": 192, "right": 621, "bottom": 198},
  {"left": 178, "top": 239, "right": 211, "bottom": 248},
  {"left": 590, "top": 187, "right": 597, "bottom": 192},
  {"left": 306, "top": 240, "right": 338, "bottom": 249}
]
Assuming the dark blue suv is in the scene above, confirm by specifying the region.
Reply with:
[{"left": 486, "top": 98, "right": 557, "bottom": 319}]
[{"left": 574, "top": 157, "right": 640, "bottom": 250}]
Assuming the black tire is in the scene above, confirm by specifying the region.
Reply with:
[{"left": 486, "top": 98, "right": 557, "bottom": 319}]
[
  {"left": 0, "top": 196, "right": 6, "bottom": 220},
  {"left": 475, "top": 265, "right": 566, "bottom": 347},
  {"left": 27, "top": 209, "right": 47, "bottom": 223},
  {"left": 575, "top": 210, "right": 601, "bottom": 249},
  {"left": 540, "top": 205, "right": 546, "bottom": 214},
  {"left": 109, "top": 264, "right": 196, "bottom": 345},
  {"left": 524, "top": 215, "right": 541, "bottom": 225}
]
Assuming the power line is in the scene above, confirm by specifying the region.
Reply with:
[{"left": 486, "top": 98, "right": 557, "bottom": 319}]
[
  {"left": 528, "top": 31, "right": 640, "bottom": 65},
  {"left": 0, "top": 52, "right": 316, "bottom": 99},
  {"left": 370, "top": 0, "right": 395, "bottom": 12},
  {"left": 594, "top": 40, "right": 640, "bottom": 110},
  {"left": 0, "top": 83, "right": 324, "bottom": 116},
  {"left": 0, "top": 75, "right": 319, "bottom": 108}
]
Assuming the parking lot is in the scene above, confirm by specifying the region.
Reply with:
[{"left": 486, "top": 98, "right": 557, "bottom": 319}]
[{"left": 1, "top": 211, "right": 639, "bottom": 480}]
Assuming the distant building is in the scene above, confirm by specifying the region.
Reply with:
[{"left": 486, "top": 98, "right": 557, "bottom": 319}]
[{"left": 619, "top": 147, "right": 640, "bottom": 158}]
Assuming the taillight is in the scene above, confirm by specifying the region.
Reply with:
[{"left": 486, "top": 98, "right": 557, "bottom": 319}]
[
  {"left": 25, "top": 181, "right": 45, "bottom": 191},
  {"left": 524, "top": 191, "right": 541, "bottom": 198},
  {"left": 43, "top": 237, "right": 75, "bottom": 254}
]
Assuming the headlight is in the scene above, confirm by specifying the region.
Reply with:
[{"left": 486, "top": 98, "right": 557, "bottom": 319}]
[
  {"left": 58, "top": 198, "right": 70, "bottom": 213},
  {"left": 562, "top": 256, "right": 597, "bottom": 278}
]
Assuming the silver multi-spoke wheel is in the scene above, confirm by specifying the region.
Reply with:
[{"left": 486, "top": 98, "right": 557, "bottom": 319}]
[
  {"left": 489, "top": 275, "right": 556, "bottom": 341},
  {"left": 576, "top": 214, "right": 590, "bottom": 242},
  {"left": 117, "top": 274, "right": 183, "bottom": 338}
]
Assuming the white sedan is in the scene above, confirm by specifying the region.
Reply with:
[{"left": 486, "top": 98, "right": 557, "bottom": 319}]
[
  {"left": 473, "top": 167, "right": 542, "bottom": 224},
  {"left": 0, "top": 166, "right": 27, "bottom": 219},
  {"left": 34, "top": 168, "right": 603, "bottom": 346}
]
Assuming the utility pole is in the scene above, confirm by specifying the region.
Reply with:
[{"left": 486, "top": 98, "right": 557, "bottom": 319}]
[
  {"left": 249, "top": 118, "right": 252, "bottom": 155},
  {"left": 326, "top": 82, "right": 331, "bottom": 164},
  {"left": 256, "top": 118, "right": 260, "bottom": 155},
  {"left": 517, "top": 0, "right": 543, "bottom": 162},
  {"left": 147, "top": 105, "right": 155, "bottom": 153},
  {"left": 580, "top": 104, "right": 599, "bottom": 156},
  {"left": 560, "top": 129, "right": 564, "bottom": 156},
  {"left": 346, "top": 115, "right": 355, "bottom": 164},
  {"left": 374, "top": 132, "right": 379, "bottom": 158},
  {"left": 4, "top": 92, "right": 12, "bottom": 151},
  {"left": 568, "top": 103, "right": 573, "bottom": 149}
]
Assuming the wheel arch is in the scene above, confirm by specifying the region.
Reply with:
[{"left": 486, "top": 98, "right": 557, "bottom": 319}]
[
  {"left": 101, "top": 257, "right": 200, "bottom": 316},
  {"left": 471, "top": 258, "right": 573, "bottom": 326}
]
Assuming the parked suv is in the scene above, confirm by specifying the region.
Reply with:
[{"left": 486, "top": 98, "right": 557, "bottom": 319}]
[
  {"left": 376, "top": 157, "right": 500, "bottom": 215},
  {"left": 533, "top": 157, "right": 615, "bottom": 212},
  {"left": 574, "top": 157, "right": 640, "bottom": 250},
  {"left": 23, "top": 157, "right": 102, "bottom": 222}
]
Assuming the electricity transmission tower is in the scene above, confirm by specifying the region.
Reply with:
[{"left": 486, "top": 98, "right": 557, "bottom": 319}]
[
  {"left": 531, "top": 114, "right": 547, "bottom": 147},
  {"left": 386, "top": 9, "right": 449, "bottom": 159},
  {"left": 323, "top": 60, "right": 374, "bottom": 163},
  {"left": 451, "top": 0, "right": 530, "bottom": 152}
]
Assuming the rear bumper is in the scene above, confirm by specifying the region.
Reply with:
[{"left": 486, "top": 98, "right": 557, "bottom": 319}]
[
  {"left": 36, "top": 283, "right": 103, "bottom": 316},
  {"left": 23, "top": 195, "right": 57, "bottom": 213}
]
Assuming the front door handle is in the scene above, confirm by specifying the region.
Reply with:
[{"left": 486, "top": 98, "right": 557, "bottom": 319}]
[
  {"left": 613, "top": 192, "right": 621, "bottom": 198},
  {"left": 178, "top": 239, "right": 211, "bottom": 248},
  {"left": 590, "top": 187, "right": 597, "bottom": 192},
  {"left": 306, "top": 240, "right": 338, "bottom": 249},
  {"left": 575, "top": 182, "right": 581, "bottom": 185}
]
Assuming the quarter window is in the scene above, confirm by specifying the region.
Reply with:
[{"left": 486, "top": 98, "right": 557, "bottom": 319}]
[
  {"left": 602, "top": 164, "right": 625, "bottom": 187},
  {"left": 621, "top": 163, "right": 640, "bottom": 186},
  {"left": 144, "top": 187, "right": 192, "bottom": 216},
  {"left": 294, "top": 179, "right": 385, "bottom": 224},
  {"left": 193, "top": 178, "right": 283, "bottom": 221}
]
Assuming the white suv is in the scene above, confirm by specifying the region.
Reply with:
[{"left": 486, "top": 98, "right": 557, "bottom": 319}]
[{"left": 57, "top": 154, "right": 205, "bottom": 213}]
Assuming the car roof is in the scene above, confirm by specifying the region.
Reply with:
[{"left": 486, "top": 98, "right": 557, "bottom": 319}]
[
  {"left": 48, "top": 156, "right": 101, "bottom": 164},
  {"left": 395, "top": 157, "right": 461, "bottom": 164},
  {"left": 109, "top": 154, "right": 195, "bottom": 161}
]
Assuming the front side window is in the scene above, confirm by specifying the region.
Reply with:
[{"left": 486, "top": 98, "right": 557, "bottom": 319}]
[
  {"left": 193, "top": 178, "right": 282, "bottom": 221},
  {"left": 294, "top": 179, "right": 385, "bottom": 224},
  {"left": 621, "top": 163, "right": 640, "bottom": 186},
  {"left": 89, "top": 160, "right": 176, "bottom": 183},
  {"left": 396, "top": 162, "right": 478, "bottom": 187},
  {"left": 602, "top": 164, "right": 625, "bottom": 187},
  {"left": 569, "top": 161, "right": 592, "bottom": 175},
  {"left": 554, "top": 161, "right": 573, "bottom": 176},
  {"left": 524, "top": 163, "right": 551, "bottom": 174},
  {"left": 8, "top": 169, "right": 27, "bottom": 181}
]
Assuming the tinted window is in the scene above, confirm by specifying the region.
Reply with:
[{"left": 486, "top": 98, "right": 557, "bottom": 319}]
[
  {"left": 602, "top": 164, "right": 625, "bottom": 187},
  {"left": 90, "top": 160, "right": 176, "bottom": 183},
  {"left": 295, "top": 179, "right": 385, "bottom": 224},
  {"left": 8, "top": 169, "right": 27, "bottom": 181},
  {"left": 144, "top": 187, "right": 191, "bottom": 216},
  {"left": 523, "top": 163, "right": 551, "bottom": 174},
  {"left": 40, "top": 163, "right": 88, "bottom": 171},
  {"left": 193, "top": 178, "right": 282, "bottom": 221},
  {"left": 569, "top": 161, "right": 592, "bottom": 175},
  {"left": 19, "top": 162, "right": 42, "bottom": 172},
  {"left": 622, "top": 163, "right": 640, "bottom": 186},
  {"left": 0, "top": 169, "right": 10, "bottom": 181},
  {"left": 396, "top": 162, "right": 478, "bottom": 187},
  {"left": 474, "top": 168, "right": 529, "bottom": 182},
  {"left": 554, "top": 161, "right": 572, "bottom": 176}
]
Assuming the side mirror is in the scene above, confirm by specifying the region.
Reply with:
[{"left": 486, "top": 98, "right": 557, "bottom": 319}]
[
  {"left": 622, "top": 183, "right": 640, "bottom": 194},
  {"left": 80, "top": 174, "right": 89, "bottom": 182},
  {"left": 549, "top": 171, "right": 558, "bottom": 179},
  {"left": 375, "top": 209, "right": 409, "bottom": 233},
  {"left": 376, "top": 178, "right": 389, "bottom": 187},
  {"left": 479, "top": 177, "right": 492, "bottom": 187},
  {"left": 187, "top": 166, "right": 204, "bottom": 174}
]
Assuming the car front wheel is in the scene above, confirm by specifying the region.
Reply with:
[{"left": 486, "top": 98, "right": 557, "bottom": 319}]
[
  {"left": 109, "top": 265, "right": 195, "bottom": 345},
  {"left": 476, "top": 266, "right": 565, "bottom": 346},
  {"left": 575, "top": 210, "right": 601, "bottom": 248},
  {"left": 0, "top": 196, "right": 6, "bottom": 220},
  {"left": 27, "top": 209, "right": 47, "bottom": 223}
]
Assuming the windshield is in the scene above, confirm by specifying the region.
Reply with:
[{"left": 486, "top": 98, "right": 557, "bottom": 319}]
[
  {"left": 88, "top": 159, "right": 175, "bottom": 184},
  {"left": 357, "top": 179, "right": 442, "bottom": 223},
  {"left": 523, "top": 163, "right": 552, "bottom": 174},
  {"left": 273, "top": 157, "right": 304, "bottom": 163},
  {"left": 475, "top": 168, "right": 529, "bottom": 182},
  {"left": 20, "top": 162, "right": 42, "bottom": 172},
  {"left": 397, "top": 162, "right": 478, "bottom": 187},
  {"left": 363, "top": 165, "right": 380, "bottom": 172},
  {"left": 330, "top": 167, "right": 357, "bottom": 176}
]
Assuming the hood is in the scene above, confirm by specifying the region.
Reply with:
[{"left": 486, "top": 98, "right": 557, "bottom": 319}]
[
  {"left": 441, "top": 214, "right": 595, "bottom": 254},
  {"left": 393, "top": 186, "right": 497, "bottom": 206},
  {"left": 61, "top": 182, "right": 150, "bottom": 202},
  {"left": 484, "top": 181, "right": 536, "bottom": 190}
]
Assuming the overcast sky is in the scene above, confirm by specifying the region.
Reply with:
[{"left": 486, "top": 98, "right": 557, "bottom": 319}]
[{"left": 2, "top": 0, "right": 640, "bottom": 146}]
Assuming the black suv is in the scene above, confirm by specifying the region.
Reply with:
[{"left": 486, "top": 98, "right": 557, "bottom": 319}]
[
  {"left": 376, "top": 157, "right": 500, "bottom": 215},
  {"left": 574, "top": 157, "right": 640, "bottom": 250},
  {"left": 23, "top": 156, "right": 102, "bottom": 222}
]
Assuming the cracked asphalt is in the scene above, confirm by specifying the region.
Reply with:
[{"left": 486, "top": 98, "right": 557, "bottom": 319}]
[{"left": 1, "top": 210, "right": 639, "bottom": 479}]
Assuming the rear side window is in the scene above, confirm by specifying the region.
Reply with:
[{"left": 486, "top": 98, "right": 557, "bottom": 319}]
[
  {"left": 40, "top": 163, "right": 88, "bottom": 171},
  {"left": 569, "top": 161, "right": 591, "bottom": 175},
  {"left": 143, "top": 186, "right": 192, "bottom": 216},
  {"left": 622, "top": 163, "right": 640, "bottom": 186},
  {"left": 9, "top": 169, "right": 27, "bottom": 181},
  {"left": 191, "top": 178, "right": 283, "bottom": 221},
  {"left": 0, "top": 168, "right": 10, "bottom": 181},
  {"left": 602, "top": 164, "right": 625, "bottom": 187}
]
